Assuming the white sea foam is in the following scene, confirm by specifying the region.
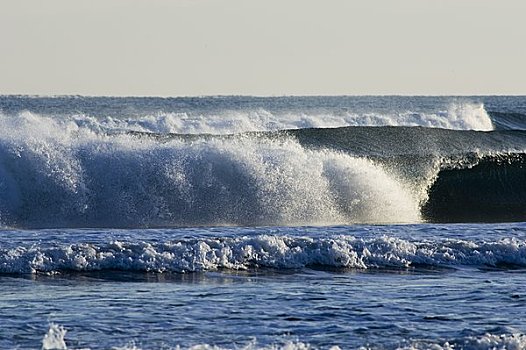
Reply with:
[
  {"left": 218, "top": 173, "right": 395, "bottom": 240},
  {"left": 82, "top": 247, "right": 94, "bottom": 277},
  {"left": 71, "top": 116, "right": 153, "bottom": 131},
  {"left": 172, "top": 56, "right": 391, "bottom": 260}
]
[
  {"left": 39, "top": 323, "right": 526, "bottom": 350},
  {"left": 0, "top": 112, "right": 420, "bottom": 228},
  {"left": 42, "top": 323, "right": 67, "bottom": 350},
  {"left": 39, "top": 323, "right": 330, "bottom": 350},
  {"left": 103, "top": 102, "right": 491, "bottom": 134},
  {"left": 2, "top": 235, "right": 525, "bottom": 274},
  {"left": 397, "top": 333, "right": 526, "bottom": 350},
  {"left": 7, "top": 101, "right": 493, "bottom": 136}
]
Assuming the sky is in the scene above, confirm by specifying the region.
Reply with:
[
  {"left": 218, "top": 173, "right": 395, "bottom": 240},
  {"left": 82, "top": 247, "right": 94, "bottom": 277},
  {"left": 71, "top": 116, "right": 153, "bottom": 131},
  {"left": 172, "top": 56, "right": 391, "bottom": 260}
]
[{"left": 1, "top": 0, "right": 525, "bottom": 96}]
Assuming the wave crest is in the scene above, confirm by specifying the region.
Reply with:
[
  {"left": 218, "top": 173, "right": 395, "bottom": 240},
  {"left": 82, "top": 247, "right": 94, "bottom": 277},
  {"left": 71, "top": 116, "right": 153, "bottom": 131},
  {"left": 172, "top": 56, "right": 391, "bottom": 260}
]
[{"left": 2, "top": 101, "right": 494, "bottom": 136}]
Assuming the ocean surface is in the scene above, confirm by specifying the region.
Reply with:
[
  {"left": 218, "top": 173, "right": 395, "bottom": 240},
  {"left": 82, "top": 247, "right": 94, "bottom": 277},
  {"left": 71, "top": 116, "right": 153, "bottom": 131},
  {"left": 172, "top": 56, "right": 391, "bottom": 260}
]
[{"left": 0, "top": 95, "right": 526, "bottom": 349}]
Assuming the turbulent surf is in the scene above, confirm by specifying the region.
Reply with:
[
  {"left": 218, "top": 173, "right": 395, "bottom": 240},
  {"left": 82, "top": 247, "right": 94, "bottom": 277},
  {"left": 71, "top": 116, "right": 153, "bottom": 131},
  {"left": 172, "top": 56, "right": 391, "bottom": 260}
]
[
  {"left": 0, "top": 96, "right": 525, "bottom": 228},
  {"left": 2, "top": 96, "right": 526, "bottom": 350}
]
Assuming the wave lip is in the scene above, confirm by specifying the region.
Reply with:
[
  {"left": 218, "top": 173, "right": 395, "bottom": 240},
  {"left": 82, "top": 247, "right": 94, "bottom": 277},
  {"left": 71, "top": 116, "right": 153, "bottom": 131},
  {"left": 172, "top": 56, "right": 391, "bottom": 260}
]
[{"left": 2, "top": 235, "right": 526, "bottom": 274}]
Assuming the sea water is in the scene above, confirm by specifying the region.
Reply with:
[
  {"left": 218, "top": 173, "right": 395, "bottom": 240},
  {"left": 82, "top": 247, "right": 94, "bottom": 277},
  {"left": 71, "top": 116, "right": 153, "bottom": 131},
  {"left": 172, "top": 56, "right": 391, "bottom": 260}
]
[{"left": 0, "top": 96, "right": 525, "bottom": 349}]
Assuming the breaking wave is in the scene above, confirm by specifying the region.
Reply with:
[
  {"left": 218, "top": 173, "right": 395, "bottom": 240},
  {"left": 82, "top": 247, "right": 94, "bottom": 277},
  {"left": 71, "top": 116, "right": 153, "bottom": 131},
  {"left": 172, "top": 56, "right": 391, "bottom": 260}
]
[
  {"left": 2, "top": 234, "right": 526, "bottom": 274},
  {"left": 0, "top": 113, "right": 422, "bottom": 228},
  {"left": 68, "top": 102, "right": 493, "bottom": 134},
  {"left": 1, "top": 100, "right": 494, "bottom": 135},
  {"left": 0, "top": 102, "right": 524, "bottom": 228},
  {"left": 0, "top": 97, "right": 526, "bottom": 228}
]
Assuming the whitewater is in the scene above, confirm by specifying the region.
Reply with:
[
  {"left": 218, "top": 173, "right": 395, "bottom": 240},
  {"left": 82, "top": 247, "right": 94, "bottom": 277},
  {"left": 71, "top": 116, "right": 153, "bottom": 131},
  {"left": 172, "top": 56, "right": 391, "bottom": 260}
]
[{"left": 1, "top": 95, "right": 526, "bottom": 350}]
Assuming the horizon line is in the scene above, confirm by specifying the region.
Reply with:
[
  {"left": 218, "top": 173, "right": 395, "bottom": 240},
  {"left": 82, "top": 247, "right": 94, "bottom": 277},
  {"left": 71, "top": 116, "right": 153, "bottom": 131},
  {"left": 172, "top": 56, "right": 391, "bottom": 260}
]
[{"left": 2, "top": 93, "right": 526, "bottom": 99}]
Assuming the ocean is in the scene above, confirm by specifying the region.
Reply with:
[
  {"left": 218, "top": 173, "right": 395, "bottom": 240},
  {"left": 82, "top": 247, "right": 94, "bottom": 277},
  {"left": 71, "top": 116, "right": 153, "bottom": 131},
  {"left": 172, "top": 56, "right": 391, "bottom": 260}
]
[{"left": 0, "top": 95, "right": 525, "bottom": 349}]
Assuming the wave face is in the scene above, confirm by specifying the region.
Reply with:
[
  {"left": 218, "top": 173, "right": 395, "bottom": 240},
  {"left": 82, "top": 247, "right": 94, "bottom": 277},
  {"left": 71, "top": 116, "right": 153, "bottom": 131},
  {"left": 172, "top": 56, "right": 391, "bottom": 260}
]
[
  {"left": 422, "top": 154, "right": 526, "bottom": 222},
  {"left": 0, "top": 96, "right": 526, "bottom": 227},
  {"left": 490, "top": 111, "right": 526, "bottom": 130}
]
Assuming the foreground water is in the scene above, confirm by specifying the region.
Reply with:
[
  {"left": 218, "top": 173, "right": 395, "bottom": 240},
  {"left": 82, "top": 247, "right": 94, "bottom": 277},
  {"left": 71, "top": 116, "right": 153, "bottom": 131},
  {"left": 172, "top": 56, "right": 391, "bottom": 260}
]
[
  {"left": 1, "top": 96, "right": 526, "bottom": 349},
  {"left": 1, "top": 224, "right": 526, "bottom": 349}
]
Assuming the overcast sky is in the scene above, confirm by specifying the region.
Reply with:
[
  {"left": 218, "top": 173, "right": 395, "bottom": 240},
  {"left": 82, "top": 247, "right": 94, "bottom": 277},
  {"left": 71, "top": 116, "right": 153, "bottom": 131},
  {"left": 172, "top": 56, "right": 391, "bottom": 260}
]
[{"left": 1, "top": 0, "right": 525, "bottom": 96}]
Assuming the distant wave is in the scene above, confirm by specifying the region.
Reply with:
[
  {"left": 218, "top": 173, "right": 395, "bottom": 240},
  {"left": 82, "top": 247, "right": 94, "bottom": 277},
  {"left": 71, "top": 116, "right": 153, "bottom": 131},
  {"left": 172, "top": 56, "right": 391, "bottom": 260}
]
[
  {"left": 3, "top": 101, "right": 493, "bottom": 136},
  {"left": 77, "top": 102, "right": 492, "bottom": 134},
  {"left": 2, "top": 234, "right": 526, "bottom": 274}
]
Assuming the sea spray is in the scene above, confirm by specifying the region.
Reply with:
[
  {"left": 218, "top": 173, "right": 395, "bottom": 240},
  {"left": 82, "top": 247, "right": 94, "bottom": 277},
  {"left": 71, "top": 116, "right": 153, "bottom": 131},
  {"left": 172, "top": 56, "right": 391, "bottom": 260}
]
[
  {"left": 0, "top": 115, "right": 421, "bottom": 228},
  {"left": 42, "top": 323, "right": 67, "bottom": 350},
  {"left": 0, "top": 99, "right": 494, "bottom": 135}
]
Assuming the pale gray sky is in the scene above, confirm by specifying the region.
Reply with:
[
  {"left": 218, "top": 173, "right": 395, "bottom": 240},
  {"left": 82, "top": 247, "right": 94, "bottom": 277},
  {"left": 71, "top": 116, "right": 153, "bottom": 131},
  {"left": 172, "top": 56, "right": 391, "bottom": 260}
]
[{"left": 1, "top": 0, "right": 525, "bottom": 96}]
